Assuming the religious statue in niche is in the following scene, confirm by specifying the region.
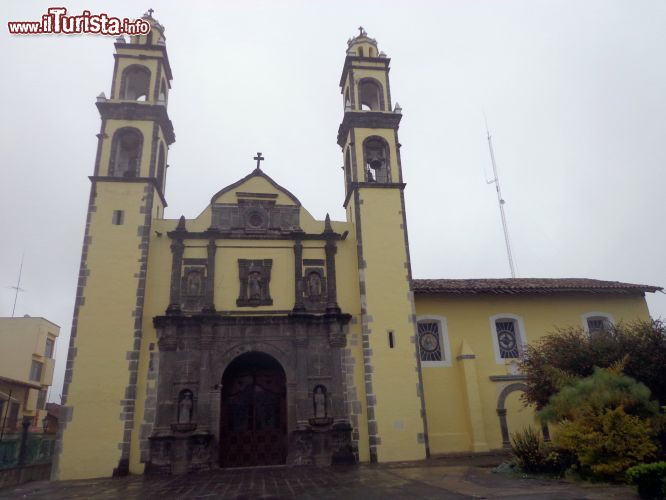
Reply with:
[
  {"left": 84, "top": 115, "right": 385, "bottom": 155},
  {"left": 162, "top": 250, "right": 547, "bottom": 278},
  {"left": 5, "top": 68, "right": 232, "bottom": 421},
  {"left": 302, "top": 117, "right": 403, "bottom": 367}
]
[
  {"left": 247, "top": 271, "right": 263, "bottom": 300},
  {"left": 307, "top": 271, "right": 322, "bottom": 299},
  {"left": 237, "top": 259, "right": 273, "bottom": 306},
  {"left": 180, "top": 263, "right": 207, "bottom": 311},
  {"left": 302, "top": 267, "right": 326, "bottom": 311},
  {"left": 178, "top": 389, "right": 194, "bottom": 423},
  {"left": 309, "top": 385, "right": 333, "bottom": 426},
  {"left": 186, "top": 269, "right": 203, "bottom": 295}
]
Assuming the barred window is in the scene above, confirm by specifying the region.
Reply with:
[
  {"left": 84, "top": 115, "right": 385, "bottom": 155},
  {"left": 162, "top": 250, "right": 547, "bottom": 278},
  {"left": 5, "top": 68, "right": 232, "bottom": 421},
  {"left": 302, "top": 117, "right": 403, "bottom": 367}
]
[
  {"left": 417, "top": 321, "right": 443, "bottom": 362},
  {"left": 587, "top": 316, "right": 610, "bottom": 334},
  {"left": 495, "top": 319, "right": 520, "bottom": 359}
]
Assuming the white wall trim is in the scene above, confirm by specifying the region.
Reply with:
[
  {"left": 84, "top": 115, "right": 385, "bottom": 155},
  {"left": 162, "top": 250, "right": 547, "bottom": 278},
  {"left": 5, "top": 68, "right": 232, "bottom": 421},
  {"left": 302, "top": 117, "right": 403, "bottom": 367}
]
[
  {"left": 489, "top": 313, "right": 527, "bottom": 365},
  {"left": 416, "top": 315, "right": 452, "bottom": 368}
]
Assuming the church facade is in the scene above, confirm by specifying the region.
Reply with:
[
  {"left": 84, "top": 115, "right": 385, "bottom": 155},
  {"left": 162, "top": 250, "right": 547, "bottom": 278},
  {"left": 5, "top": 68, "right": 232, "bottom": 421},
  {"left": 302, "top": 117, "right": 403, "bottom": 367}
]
[{"left": 53, "top": 14, "right": 660, "bottom": 480}]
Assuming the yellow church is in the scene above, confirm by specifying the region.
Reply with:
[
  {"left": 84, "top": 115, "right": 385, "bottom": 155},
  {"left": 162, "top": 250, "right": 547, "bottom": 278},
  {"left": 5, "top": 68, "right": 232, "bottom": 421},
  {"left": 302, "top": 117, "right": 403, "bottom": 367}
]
[{"left": 53, "top": 14, "right": 661, "bottom": 479}]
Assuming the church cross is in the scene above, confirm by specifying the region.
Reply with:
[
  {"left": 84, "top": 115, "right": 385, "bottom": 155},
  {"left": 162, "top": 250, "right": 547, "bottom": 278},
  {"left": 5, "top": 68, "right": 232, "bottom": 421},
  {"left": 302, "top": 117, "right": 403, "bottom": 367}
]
[
  {"left": 358, "top": 26, "right": 364, "bottom": 36},
  {"left": 147, "top": 8, "right": 154, "bottom": 16},
  {"left": 254, "top": 152, "right": 265, "bottom": 169}
]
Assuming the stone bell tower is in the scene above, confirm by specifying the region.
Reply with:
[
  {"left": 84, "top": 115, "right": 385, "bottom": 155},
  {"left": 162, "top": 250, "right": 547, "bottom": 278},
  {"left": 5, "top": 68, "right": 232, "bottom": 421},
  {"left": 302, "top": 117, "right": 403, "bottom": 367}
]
[
  {"left": 337, "top": 28, "right": 429, "bottom": 462},
  {"left": 54, "top": 11, "right": 175, "bottom": 480}
]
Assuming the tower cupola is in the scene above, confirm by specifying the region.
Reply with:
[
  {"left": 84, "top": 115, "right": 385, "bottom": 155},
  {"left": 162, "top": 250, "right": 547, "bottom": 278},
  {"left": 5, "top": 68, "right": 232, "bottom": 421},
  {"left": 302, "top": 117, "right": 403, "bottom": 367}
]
[{"left": 346, "top": 27, "right": 380, "bottom": 58}]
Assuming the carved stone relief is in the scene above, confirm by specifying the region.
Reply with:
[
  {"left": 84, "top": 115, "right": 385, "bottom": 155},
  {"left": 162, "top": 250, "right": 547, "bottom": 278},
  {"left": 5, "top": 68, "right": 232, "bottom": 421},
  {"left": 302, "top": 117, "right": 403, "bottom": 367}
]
[
  {"left": 302, "top": 267, "right": 327, "bottom": 311},
  {"left": 180, "top": 261, "right": 206, "bottom": 311},
  {"left": 212, "top": 200, "right": 300, "bottom": 233},
  {"left": 237, "top": 259, "right": 273, "bottom": 306}
]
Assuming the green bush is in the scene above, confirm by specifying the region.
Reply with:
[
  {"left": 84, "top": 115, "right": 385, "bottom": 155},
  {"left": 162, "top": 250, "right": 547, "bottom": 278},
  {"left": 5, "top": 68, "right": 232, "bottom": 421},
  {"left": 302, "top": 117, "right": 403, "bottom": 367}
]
[
  {"left": 626, "top": 462, "right": 666, "bottom": 499},
  {"left": 555, "top": 407, "right": 657, "bottom": 480},
  {"left": 510, "top": 426, "right": 570, "bottom": 475}
]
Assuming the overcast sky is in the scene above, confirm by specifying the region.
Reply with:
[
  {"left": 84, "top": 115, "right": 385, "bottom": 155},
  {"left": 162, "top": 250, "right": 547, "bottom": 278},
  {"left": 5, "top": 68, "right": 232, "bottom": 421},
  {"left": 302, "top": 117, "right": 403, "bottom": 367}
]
[{"left": 1, "top": 0, "right": 664, "bottom": 403}]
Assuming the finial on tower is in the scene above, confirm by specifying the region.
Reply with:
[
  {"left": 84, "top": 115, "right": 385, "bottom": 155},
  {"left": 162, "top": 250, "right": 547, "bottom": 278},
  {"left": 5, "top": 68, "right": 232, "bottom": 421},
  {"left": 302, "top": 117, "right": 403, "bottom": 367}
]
[
  {"left": 147, "top": 8, "right": 154, "bottom": 18},
  {"left": 358, "top": 26, "right": 367, "bottom": 37},
  {"left": 176, "top": 215, "right": 186, "bottom": 231}
]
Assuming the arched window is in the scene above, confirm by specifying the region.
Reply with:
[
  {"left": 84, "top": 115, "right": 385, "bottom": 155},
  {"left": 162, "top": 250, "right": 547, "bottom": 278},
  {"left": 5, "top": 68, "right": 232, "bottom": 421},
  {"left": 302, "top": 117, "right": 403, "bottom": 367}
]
[
  {"left": 158, "top": 79, "right": 168, "bottom": 105},
  {"left": 358, "top": 46, "right": 364, "bottom": 57},
  {"left": 344, "top": 147, "right": 352, "bottom": 186},
  {"left": 120, "top": 65, "right": 150, "bottom": 101},
  {"left": 157, "top": 142, "right": 166, "bottom": 192},
  {"left": 489, "top": 313, "right": 527, "bottom": 364},
  {"left": 359, "top": 79, "right": 383, "bottom": 111},
  {"left": 110, "top": 128, "right": 143, "bottom": 178},
  {"left": 363, "top": 137, "right": 390, "bottom": 183}
]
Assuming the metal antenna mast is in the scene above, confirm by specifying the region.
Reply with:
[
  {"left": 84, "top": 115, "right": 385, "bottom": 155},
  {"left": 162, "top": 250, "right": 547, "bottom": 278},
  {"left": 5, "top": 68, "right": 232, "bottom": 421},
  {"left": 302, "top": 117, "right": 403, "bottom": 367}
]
[
  {"left": 9, "top": 254, "right": 26, "bottom": 317},
  {"left": 484, "top": 119, "right": 516, "bottom": 278}
]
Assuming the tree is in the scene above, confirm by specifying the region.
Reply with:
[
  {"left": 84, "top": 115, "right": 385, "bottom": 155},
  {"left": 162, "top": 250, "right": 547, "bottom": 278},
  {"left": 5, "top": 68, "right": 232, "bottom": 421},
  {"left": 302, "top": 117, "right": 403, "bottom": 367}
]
[
  {"left": 520, "top": 320, "right": 666, "bottom": 410},
  {"left": 537, "top": 368, "right": 659, "bottom": 480}
]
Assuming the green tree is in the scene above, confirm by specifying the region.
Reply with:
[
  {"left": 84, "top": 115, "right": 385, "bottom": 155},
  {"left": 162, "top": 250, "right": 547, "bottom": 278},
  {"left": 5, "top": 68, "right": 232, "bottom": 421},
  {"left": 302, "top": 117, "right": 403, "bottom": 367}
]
[
  {"left": 538, "top": 368, "right": 660, "bottom": 480},
  {"left": 520, "top": 320, "right": 666, "bottom": 410}
]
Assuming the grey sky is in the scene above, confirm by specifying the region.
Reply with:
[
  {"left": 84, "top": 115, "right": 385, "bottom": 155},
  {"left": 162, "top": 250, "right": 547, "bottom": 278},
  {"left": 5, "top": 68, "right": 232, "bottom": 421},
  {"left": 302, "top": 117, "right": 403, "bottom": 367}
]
[{"left": 1, "top": 0, "right": 664, "bottom": 403}]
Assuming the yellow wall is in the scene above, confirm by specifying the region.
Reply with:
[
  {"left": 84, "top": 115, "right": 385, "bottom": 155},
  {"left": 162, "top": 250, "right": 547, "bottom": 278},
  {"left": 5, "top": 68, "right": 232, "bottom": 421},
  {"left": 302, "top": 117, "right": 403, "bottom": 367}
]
[
  {"left": 415, "top": 293, "right": 651, "bottom": 454},
  {"left": 57, "top": 181, "right": 155, "bottom": 479}
]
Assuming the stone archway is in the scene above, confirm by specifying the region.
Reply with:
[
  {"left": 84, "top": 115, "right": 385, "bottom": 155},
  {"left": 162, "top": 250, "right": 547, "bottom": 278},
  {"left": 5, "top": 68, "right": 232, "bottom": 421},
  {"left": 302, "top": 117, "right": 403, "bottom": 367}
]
[
  {"left": 219, "top": 351, "right": 287, "bottom": 467},
  {"left": 496, "top": 383, "right": 528, "bottom": 448}
]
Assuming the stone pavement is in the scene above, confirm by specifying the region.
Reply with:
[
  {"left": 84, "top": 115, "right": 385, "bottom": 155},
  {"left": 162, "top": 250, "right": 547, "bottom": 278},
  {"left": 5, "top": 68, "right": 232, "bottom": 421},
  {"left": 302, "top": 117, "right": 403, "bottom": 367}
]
[{"left": 0, "top": 459, "right": 638, "bottom": 499}]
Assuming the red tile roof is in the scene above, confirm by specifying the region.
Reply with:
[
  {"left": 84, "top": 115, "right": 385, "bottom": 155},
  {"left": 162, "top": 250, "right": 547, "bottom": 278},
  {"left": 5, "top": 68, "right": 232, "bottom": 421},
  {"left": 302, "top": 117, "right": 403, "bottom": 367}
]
[{"left": 412, "top": 278, "right": 663, "bottom": 295}]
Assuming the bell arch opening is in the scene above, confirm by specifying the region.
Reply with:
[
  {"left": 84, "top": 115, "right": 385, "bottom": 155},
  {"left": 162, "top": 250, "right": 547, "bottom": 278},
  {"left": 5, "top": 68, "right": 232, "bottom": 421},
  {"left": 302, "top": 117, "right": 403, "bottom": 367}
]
[
  {"left": 120, "top": 65, "right": 151, "bottom": 101},
  {"left": 219, "top": 351, "right": 287, "bottom": 467}
]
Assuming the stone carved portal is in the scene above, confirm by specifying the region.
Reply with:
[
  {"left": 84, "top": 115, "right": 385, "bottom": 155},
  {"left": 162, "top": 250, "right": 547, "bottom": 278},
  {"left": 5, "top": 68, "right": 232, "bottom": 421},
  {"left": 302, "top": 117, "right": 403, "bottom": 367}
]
[
  {"left": 149, "top": 313, "right": 355, "bottom": 475},
  {"left": 220, "top": 352, "right": 287, "bottom": 467}
]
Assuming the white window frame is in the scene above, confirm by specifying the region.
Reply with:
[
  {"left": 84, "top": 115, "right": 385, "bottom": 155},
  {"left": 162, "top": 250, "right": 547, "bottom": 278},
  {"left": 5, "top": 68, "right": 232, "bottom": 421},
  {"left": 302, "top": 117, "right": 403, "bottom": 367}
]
[
  {"left": 489, "top": 313, "right": 527, "bottom": 364},
  {"left": 416, "top": 315, "right": 452, "bottom": 368},
  {"left": 581, "top": 312, "right": 614, "bottom": 334}
]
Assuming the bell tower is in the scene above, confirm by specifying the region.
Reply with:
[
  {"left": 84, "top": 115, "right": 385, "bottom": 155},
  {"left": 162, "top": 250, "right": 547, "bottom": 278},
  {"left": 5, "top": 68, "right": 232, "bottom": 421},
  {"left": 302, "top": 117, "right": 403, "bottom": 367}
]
[
  {"left": 338, "top": 28, "right": 429, "bottom": 463},
  {"left": 55, "top": 11, "right": 175, "bottom": 479}
]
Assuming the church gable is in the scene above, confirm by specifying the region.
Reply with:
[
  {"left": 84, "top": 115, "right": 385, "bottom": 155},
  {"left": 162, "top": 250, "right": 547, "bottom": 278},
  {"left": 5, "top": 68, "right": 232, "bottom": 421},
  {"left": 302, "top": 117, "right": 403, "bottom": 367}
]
[{"left": 209, "top": 168, "right": 303, "bottom": 234}]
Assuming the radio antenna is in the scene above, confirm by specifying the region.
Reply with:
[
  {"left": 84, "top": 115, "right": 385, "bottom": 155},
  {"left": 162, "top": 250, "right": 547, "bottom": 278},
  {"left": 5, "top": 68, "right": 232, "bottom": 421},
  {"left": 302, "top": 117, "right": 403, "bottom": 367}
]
[
  {"left": 484, "top": 117, "right": 516, "bottom": 278},
  {"left": 8, "top": 254, "right": 26, "bottom": 317}
]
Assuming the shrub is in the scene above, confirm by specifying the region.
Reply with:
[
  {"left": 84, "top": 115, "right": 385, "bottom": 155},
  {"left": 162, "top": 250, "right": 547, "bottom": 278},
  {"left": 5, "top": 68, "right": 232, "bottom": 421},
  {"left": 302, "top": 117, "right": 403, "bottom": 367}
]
[
  {"left": 510, "top": 426, "right": 570, "bottom": 475},
  {"left": 520, "top": 320, "right": 666, "bottom": 410},
  {"left": 626, "top": 462, "right": 666, "bottom": 499},
  {"left": 555, "top": 407, "right": 657, "bottom": 480}
]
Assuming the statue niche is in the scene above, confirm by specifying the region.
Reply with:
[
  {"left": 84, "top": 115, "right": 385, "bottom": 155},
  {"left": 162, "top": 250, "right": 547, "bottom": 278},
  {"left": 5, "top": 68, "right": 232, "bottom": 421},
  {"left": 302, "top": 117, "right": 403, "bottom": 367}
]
[
  {"left": 309, "top": 385, "right": 333, "bottom": 426},
  {"left": 171, "top": 389, "right": 197, "bottom": 433},
  {"left": 302, "top": 267, "right": 326, "bottom": 311},
  {"left": 237, "top": 259, "right": 273, "bottom": 306},
  {"left": 180, "top": 262, "right": 206, "bottom": 311}
]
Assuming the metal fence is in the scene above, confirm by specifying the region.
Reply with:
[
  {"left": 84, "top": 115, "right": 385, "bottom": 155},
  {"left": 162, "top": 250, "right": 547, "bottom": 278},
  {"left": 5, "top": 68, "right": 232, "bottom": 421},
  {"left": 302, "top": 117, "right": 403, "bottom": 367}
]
[{"left": 0, "top": 432, "right": 56, "bottom": 471}]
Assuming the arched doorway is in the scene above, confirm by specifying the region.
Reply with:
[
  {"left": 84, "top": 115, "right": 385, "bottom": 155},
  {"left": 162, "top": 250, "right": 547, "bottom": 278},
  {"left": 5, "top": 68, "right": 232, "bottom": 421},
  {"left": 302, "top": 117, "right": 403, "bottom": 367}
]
[{"left": 220, "top": 352, "right": 287, "bottom": 467}]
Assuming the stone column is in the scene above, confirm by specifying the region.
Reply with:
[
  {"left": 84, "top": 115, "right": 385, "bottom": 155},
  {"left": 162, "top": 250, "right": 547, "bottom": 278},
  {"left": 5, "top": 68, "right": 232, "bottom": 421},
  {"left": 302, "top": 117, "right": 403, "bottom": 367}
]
[
  {"left": 324, "top": 240, "right": 340, "bottom": 314},
  {"left": 197, "top": 322, "right": 214, "bottom": 431},
  {"left": 167, "top": 239, "right": 184, "bottom": 314},
  {"left": 293, "top": 240, "right": 305, "bottom": 312},
  {"left": 204, "top": 240, "right": 216, "bottom": 312},
  {"left": 294, "top": 325, "right": 309, "bottom": 428}
]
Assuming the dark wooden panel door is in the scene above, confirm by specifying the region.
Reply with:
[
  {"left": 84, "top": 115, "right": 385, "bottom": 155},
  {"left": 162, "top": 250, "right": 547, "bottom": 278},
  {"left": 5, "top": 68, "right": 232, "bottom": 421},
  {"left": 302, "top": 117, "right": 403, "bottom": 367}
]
[{"left": 220, "top": 355, "right": 286, "bottom": 467}]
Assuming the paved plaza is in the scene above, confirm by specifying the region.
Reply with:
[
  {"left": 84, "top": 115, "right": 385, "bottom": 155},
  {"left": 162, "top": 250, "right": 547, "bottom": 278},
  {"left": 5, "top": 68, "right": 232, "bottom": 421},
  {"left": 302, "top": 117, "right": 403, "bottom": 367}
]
[{"left": 0, "top": 459, "right": 638, "bottom": 499}]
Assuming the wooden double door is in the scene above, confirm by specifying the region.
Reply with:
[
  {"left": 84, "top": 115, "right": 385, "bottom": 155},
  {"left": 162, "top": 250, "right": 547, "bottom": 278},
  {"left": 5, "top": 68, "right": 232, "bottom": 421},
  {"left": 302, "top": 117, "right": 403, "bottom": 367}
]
[{"left": 219, "top": 353, "right": 287, "bottom": 467}]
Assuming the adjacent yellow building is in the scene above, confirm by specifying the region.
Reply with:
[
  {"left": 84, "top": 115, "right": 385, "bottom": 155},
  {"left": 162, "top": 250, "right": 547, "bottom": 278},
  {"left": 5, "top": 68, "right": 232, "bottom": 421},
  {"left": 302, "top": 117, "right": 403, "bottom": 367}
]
[
  {"left": 53, "top": 15, "right": 662, "bottom": 479},
  {"left": 0, "top": 317, "right": 59, "bottom": 434}
]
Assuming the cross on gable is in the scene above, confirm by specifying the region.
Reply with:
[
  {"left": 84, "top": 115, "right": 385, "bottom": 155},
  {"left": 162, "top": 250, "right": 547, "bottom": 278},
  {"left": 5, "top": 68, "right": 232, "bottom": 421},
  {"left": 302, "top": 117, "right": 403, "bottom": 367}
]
[{"left": 254, "top": 152, "right": 265, "bottom": 169}]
